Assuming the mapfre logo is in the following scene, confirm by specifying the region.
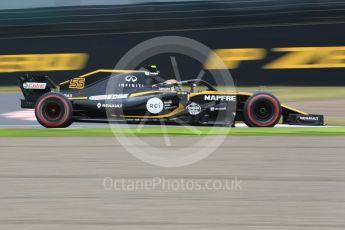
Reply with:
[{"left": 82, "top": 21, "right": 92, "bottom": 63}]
[
  {"left": 125, "top": 75, "right": 138, "bottom": 82},
  {"left": 204, "top": 95, "right": 236, "bottom": 102}
]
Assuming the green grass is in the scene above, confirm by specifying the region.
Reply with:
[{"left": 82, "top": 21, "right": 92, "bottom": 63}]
[{"left": 0, "top": 127, "right": 344, "bottom": 137}]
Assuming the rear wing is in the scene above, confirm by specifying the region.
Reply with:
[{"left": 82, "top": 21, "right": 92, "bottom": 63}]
[{"left": 18, "top": 75, "right": 58, "bottom": 108}]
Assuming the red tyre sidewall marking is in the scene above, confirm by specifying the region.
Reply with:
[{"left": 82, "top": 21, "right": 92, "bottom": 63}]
[
  {"left": 247, "top": 95, "right": 280, "bottom": 127},
  {"left": 36, "top": 95, "right": 70, "bottom": 127}
]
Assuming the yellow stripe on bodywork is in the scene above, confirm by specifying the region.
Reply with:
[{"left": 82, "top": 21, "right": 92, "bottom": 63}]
[
  {"left": 281, "top": 104, "right": 308, "bottom": 115},
  {"left": 129, "top": 91, "right": 167, "bottom": 97},
  {"left": 130, "top": 90, "right": 253, "bottom": 98},
  {"left": 59, "top": 69, "right": 145, "bottom": 86},
  {"left": 68, "top": 97, "right": 88, "bottom": 100}
]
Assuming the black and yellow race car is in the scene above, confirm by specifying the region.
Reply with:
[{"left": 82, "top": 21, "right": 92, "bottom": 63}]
[{"left": 19, "top": 67, "right": 324, "bottom": 128}]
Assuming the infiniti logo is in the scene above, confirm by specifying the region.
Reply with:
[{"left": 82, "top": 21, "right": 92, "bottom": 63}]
[{"left": 125, "top": 75, "right": 138, "bottom": 82}]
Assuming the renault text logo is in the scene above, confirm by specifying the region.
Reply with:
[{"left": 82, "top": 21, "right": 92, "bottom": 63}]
[{"left": 125, "top": 75, "right": 138, "bottom": 82}]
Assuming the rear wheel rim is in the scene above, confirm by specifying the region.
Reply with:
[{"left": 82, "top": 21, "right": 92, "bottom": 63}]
[
  {"left": 42, "top": 101, "right": 64, "bottom": 121},
  {"left": 36, "top": 95, "right": 70, "bottom": 127}
]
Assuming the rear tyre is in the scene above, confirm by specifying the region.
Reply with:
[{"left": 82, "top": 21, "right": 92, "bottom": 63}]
[
  {"left": 243, "top": 93, "right": 281, "bottom": 127},
  {"left": 35, "top": 93, "right": 73, "bottom": 128}
]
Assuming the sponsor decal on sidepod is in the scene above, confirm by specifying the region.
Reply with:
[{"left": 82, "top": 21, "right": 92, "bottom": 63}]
[
  {"left": 97, "top": 103, "right": 122, "bottom": 109},
  {"left": 210, "top": 107, "right": 227, "bottom": 112},
  {"left": 146, "top": 97, "right": 163, "bottom": 114},
  {"left": 187, "top": 102, "right": 201, "bottom": 115},
  {"left": 204, "top": 95, "right": 236, "bottom": 102},
  {"left": 89, "top": 94, "right": 128, "bottom": 100},
  {"left": 163, "top": 100, "right": 177, "bottom": 110}
]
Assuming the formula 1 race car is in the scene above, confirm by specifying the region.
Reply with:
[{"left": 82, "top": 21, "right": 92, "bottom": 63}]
[{"left": 19, "top": 67, "right": 324, "bottom": 128}]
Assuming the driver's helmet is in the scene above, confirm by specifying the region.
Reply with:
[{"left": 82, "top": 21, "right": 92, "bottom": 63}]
[{"left": 145, "top": 65, "right": 160, "bottom": 76}]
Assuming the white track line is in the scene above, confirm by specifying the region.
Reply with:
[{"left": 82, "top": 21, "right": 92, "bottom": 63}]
[
  {"left": 1, "top": 109, "right": 36, "bottom": 121},
  {"left": 235, "top": 123, "right": 335, "bottom": 128}
]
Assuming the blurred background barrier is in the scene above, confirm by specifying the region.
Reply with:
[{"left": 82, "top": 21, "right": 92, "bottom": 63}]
[{"left": 0, "top": 0, "right": 345, "bottom": 86}]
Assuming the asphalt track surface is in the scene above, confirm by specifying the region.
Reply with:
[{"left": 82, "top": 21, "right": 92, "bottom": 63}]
[
  {"left": 0, "top": 93, "right": 41, "bottom": 127},
  {"left": 0, "top": 136, "right": 345, "bottom": 230}
]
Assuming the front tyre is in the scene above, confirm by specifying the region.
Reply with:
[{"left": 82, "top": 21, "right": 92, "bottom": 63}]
[
  {"left": 35, "top": 93, "right": 73, "bottom": 128},
  {"left": 243, "top": 93, "right": 281, "bottom": 127}
]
